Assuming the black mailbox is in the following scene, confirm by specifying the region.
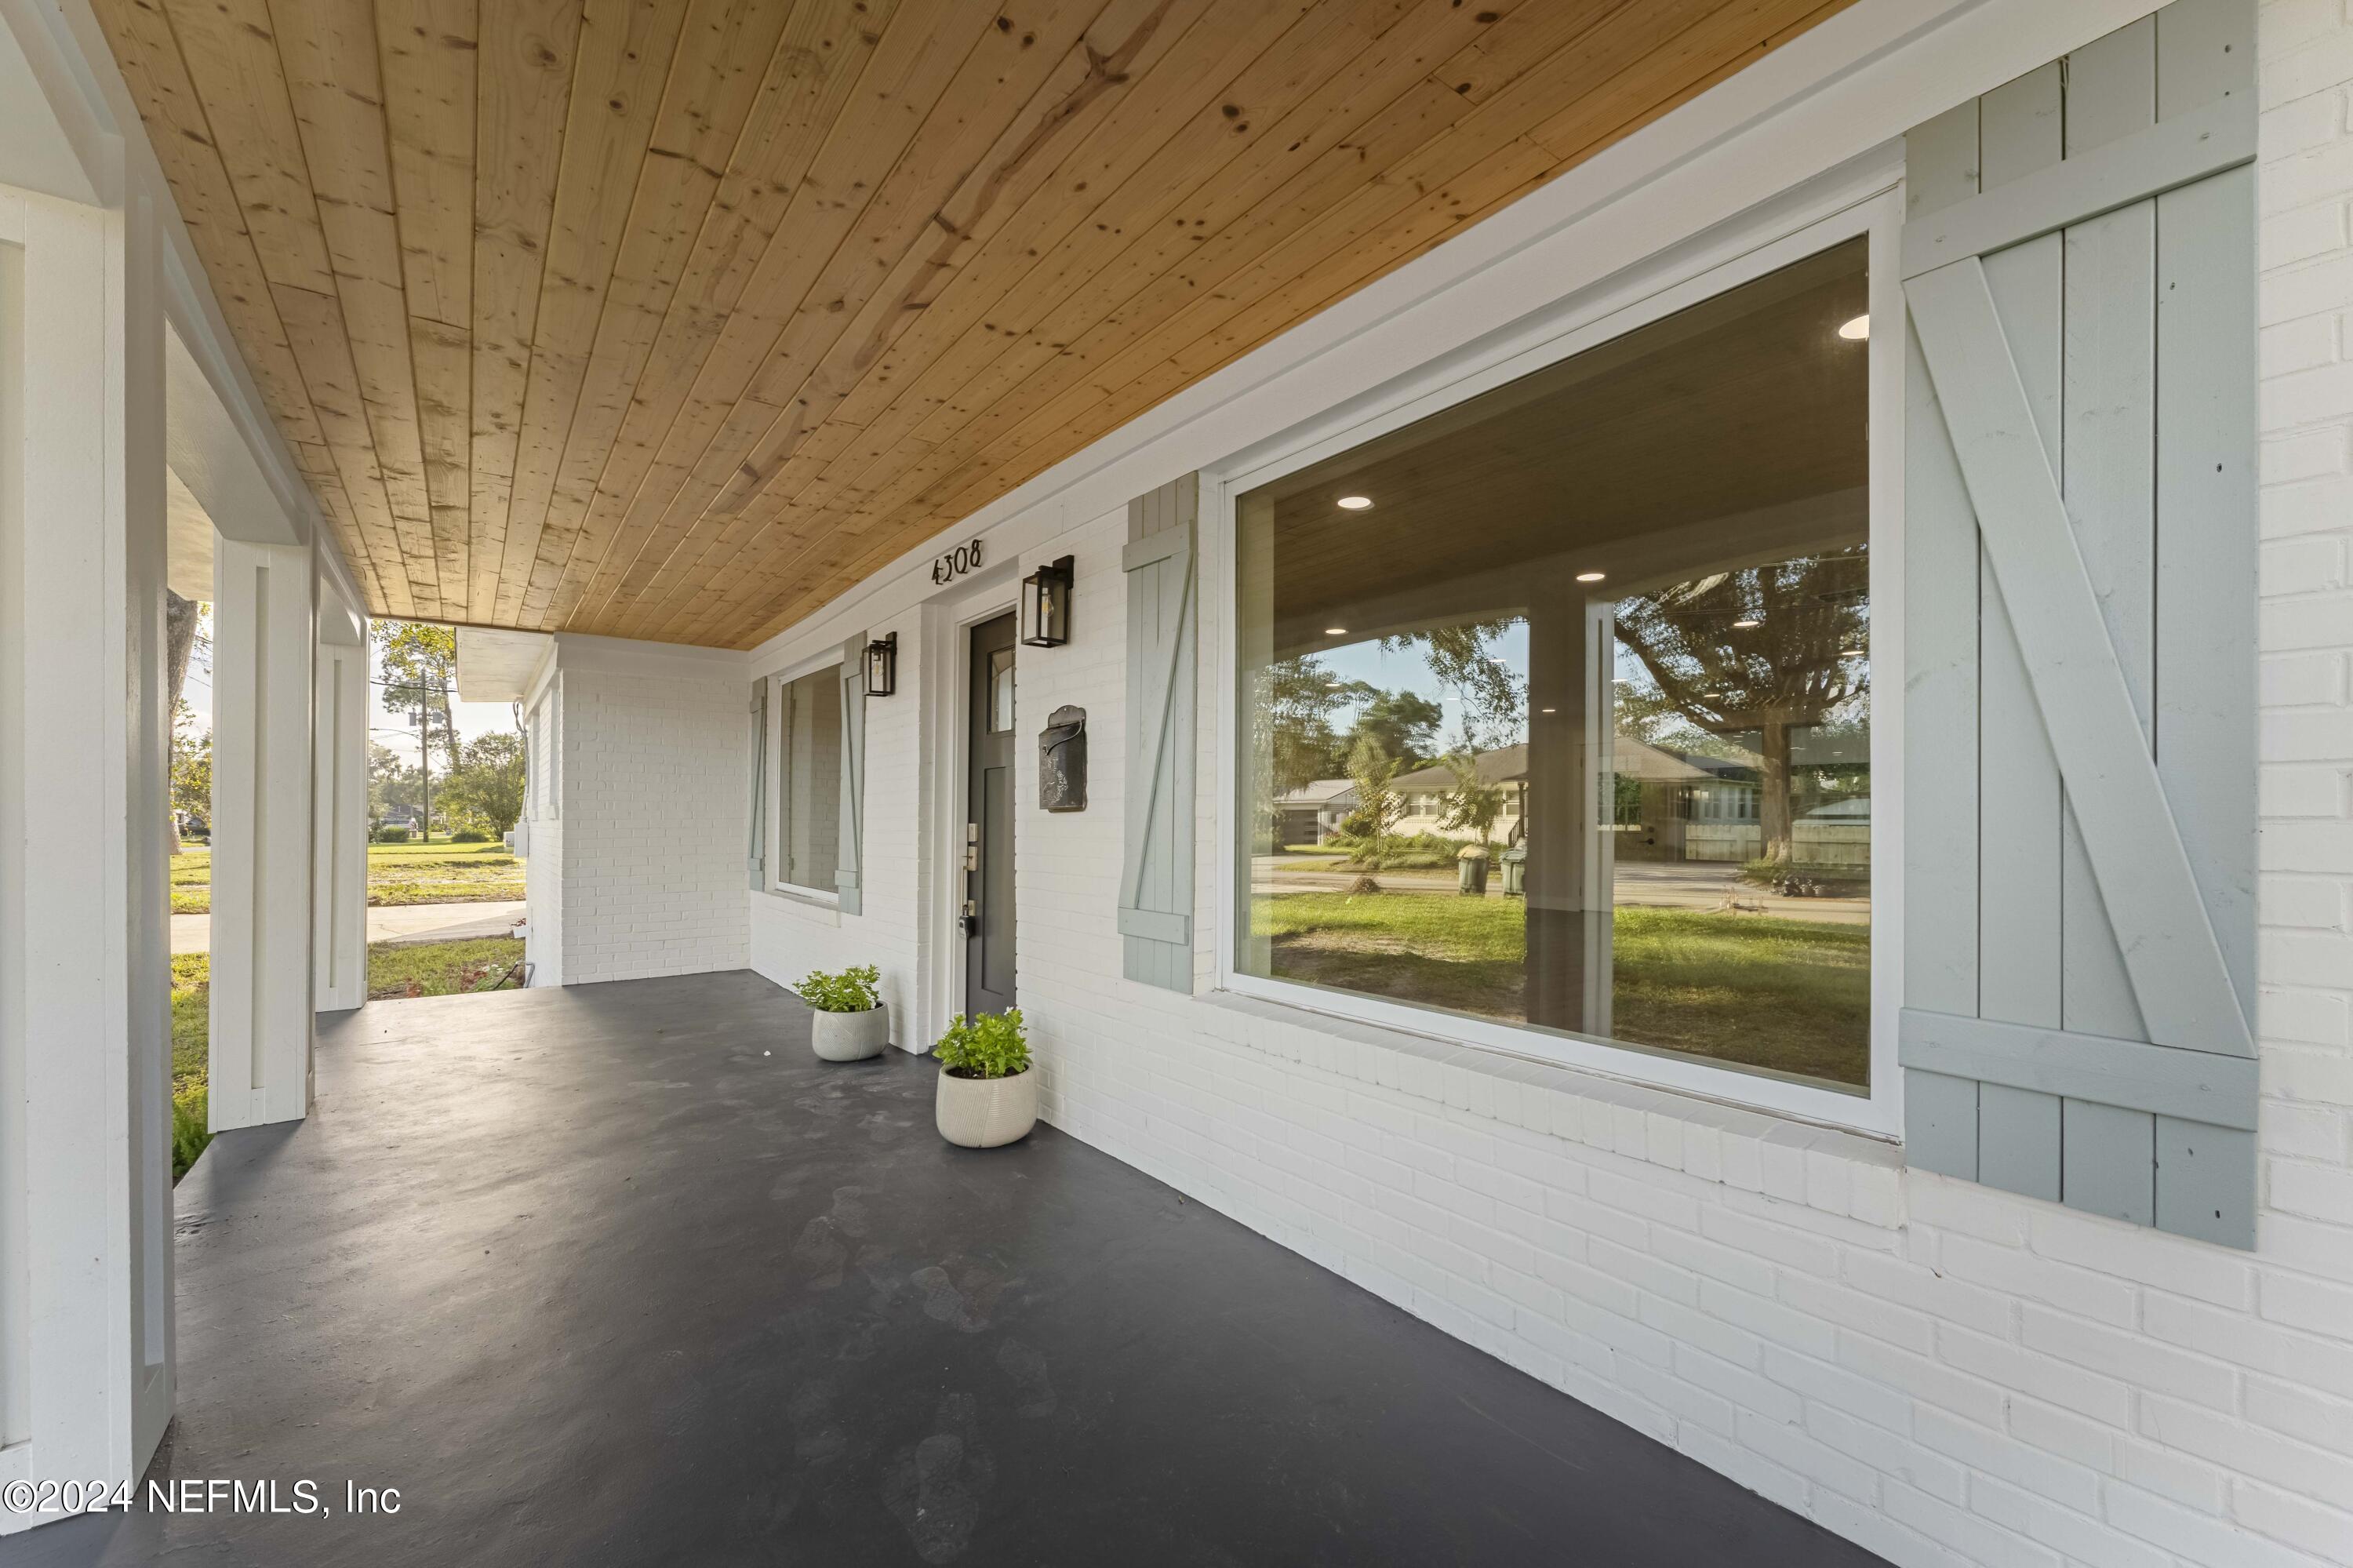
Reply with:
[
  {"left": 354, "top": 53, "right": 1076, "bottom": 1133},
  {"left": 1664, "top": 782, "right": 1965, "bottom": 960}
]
[{"left": 1038, "top": 705, "right": 1086, "bottom": 812}]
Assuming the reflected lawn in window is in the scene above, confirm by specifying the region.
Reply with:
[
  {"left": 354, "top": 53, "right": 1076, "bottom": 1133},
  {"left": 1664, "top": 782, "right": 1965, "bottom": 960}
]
[{"left": 1254, "top": 892, "right": 1867, "bottom": 1089}]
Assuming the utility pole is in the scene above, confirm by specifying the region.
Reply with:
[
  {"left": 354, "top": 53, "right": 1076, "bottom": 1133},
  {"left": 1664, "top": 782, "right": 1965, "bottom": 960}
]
[{"left": 409, "top": 688, "right": 433, "bottom": 842}]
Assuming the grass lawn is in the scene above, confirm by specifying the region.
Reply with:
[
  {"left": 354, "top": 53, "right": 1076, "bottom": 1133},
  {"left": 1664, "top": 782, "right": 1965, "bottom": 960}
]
[
  {"left": 1254, "top": 892, "right": 1869, "bottom": 1088},
  {"left": 169, "top": 837, "right": 525, "bottom": 915},
  {"left": 166, "top": 936, "right": 525, "bottom": 1181}
]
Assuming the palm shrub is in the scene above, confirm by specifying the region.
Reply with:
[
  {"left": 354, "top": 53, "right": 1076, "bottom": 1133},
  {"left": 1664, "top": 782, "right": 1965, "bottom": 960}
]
[
  {"left": 793, "top": 963, "right": 880, "bottom": 1013},
  {"left": 1437, "top": 751, "right": 1507, "bottom": 844},
  {"left": 935, "top": 1008, "right": 1029, "bottom": 1079}
]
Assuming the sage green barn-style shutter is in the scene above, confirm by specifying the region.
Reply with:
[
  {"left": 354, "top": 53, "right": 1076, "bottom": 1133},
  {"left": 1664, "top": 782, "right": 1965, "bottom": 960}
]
[
  {"left": 1121, "top": 475, "right": 1198, "bottom": 991},
  {"left": 1901, "top": 0, "right": 2257, "bottom": 1246},
  {"left": 748, "top": 679, "right": 769, "bottom": 890},
  {"left": 837, "top": 635, "right": 867, "bottom": 916}
]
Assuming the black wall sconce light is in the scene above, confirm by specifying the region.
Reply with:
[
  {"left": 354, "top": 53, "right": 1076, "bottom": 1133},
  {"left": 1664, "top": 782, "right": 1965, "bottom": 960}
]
[
  {"left": 864, "top": 632, "right": 898, "bottom": 697},
  {"left": 1020, "top": 555, "right": 1075, "bottom": 649}
]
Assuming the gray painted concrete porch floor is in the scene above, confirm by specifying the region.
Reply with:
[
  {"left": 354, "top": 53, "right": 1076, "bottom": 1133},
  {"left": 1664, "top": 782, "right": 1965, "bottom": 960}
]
[{"left": 6, "top": 971, "right": 1885, "bottom": 1566}]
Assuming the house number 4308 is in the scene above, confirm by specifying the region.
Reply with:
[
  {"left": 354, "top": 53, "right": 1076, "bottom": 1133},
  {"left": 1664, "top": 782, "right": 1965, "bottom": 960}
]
[{"left": 931, "top": 539, "right": 984, "bottom": 585}]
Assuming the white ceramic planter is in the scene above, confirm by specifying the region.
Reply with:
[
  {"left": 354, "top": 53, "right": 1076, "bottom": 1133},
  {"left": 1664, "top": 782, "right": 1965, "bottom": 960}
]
[
  {"left": 809, "top": 1004, "right": 889, "bottom": 1062},
  {"left": 935, "top": 1065, "right": 1037, "bottom": 1148}
]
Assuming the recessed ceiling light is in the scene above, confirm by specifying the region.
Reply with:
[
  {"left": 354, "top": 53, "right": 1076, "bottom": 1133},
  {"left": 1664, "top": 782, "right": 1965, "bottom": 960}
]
[
  {"left": 1838, "top": 314, "right": 1870, "bottom": 340},
  {"left": 1540, "top": 707, "right": 1557, "bottom": 715},
  {"left": 1325, "top": 626, "right": 1348, "bottom": 636},
  {"left": 1841, "top": 647, "right": 1868, "bottom": 659},
  {"left": 1336, "top": 495, "right": 1373, "bottom": 511},
  {"left": 1324, "top": 681, "right": 1346, "bottom": 689},
  {"left": 1575, "top": 570, "right": 1606, "bottom": 583},
  {"left": 1733, "top": 618, "right": 1762, "bottom": 629}
]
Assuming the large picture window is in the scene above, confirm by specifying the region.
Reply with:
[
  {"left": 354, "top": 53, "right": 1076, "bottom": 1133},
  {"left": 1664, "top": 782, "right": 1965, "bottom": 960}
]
[
  {"left": 773, "top": 664, "right": 842, "bottom": 894},
  {"left": 1235, "top": 238, "right": 1872, "bottom": 1095}
]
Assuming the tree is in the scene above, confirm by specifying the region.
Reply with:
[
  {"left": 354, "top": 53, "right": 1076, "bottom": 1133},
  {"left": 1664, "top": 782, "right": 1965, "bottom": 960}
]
[
  {"left": 169, "top": 699, "right": 211, "bottom": 838},
  {"left": 1346, "top": 689, "right": 1445, "bottom": 769},
  {"left": 440, "top": 732, "right": 526, "bottom": 835},
  {"left": 369, "top": 742, "right": 418, "bottom": 828},
  {"left": 163, "top": 594, "right": 209, "bottom": 852},
  {"left": 1611, "top": 549, "right": 1868, "bottom": 864},
  {"left": 371, "top": 620, "right": 460, "bottom": 773},
  {"left": 373, "top": 620, "right": 463, "bottom": 836},
  {"left": 1381, "top": 619, "right": 1526, "bottom": 753}
]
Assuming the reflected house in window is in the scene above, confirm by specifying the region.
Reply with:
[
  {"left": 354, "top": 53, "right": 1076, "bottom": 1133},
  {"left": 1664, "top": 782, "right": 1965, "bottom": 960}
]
[
  {"left": 1271, "top": 777, "right": 1358, "bottom": 846},
  {"left": 1237, "top": 238, "right": 1872, "bottom": 1093}
]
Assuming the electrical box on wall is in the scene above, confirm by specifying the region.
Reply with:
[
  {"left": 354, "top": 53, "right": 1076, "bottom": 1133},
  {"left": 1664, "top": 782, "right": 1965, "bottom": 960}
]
[{"left": 1039, "top": 706, "right": 1086, "bottom": 812}]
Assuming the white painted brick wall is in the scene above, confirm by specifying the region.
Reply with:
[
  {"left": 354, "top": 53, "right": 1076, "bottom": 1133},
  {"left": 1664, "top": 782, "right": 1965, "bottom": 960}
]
[
  {"left": 526, "top": 814, "right": 563, "bottom": 985},
  {"left": 553, "top": 665, "right": 747, "bottom": 985},
  {"left": 754, "top": 9, "right": 2353, "bottom": 1566}
]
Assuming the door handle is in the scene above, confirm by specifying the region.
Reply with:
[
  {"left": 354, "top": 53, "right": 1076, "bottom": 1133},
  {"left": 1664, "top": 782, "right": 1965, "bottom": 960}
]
[{"left": 961, "top": 897, "right": 979, "bottom": 937}]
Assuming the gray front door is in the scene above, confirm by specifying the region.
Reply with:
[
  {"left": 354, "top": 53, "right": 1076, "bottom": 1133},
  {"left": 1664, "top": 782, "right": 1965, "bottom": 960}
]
[{"left": 963, "top": 613, "right": 1016, "bottom": 1017}]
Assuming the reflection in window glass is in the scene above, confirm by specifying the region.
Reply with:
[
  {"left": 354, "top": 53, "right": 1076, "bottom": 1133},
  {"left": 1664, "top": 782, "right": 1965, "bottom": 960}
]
[
  {"left": 988, "top": 647, "right": 1016, "bottom": 733},
  {"left": 776, "top": 666, "right": 842, "bottom": 892},
  {"left": 1235, "top": 239, "right": 1871, "bottom": 1092}
]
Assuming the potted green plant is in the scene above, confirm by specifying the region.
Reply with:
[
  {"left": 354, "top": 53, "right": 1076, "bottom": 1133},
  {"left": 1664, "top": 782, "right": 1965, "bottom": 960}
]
[
  {"left": 932, "top": 1008, "right": 1035, "bottom": 1148},
  {"left": 792, "top": 964, "right": 888, "bottom": 1061}
]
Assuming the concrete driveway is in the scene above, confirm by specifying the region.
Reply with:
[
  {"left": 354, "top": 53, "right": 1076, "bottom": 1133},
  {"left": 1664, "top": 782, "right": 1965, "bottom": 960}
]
[{"left": 171, "top": 899, "right": 525, "bottom": 955}]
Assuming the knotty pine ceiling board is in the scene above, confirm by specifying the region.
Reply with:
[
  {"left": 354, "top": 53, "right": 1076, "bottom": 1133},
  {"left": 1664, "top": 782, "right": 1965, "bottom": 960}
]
[{"left": 91, "top": 0, "right": 1853, "bottom": 648}]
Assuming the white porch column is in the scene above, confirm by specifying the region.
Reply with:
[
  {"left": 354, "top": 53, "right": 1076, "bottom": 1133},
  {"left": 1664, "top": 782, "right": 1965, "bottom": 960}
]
[
  {"left": 311, "top": 584, "right": 365, "bottom": 1013},
  {"left": 209, "top": 536, "right": 316, "bottom": 1130},
  {"left": 0, "top": 183, "right": 176, "bottom": 1521}
]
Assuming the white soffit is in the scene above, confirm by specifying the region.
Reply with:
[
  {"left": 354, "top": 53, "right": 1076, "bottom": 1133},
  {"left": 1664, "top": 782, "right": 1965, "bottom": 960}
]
[
  {"left": 456, "top": 627, "right": 552, "bottom": 703},
  {"left": 164, "top": 321, "right": 298, "bottom": 547},
  {"left": 165, "top": 466, "right": 213, "bottom": 600},
  {"left": 0, "top": 10, "right": 99, "bottom": 205}
]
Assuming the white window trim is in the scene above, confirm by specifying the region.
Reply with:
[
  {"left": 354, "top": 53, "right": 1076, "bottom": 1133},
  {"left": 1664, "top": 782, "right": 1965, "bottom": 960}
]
[
  {"left": 763, "top": 650, "right": 848, "bottom": 905},
  {"left": 1205, "top": 170, "right": 1907, "bottom": 1138}
]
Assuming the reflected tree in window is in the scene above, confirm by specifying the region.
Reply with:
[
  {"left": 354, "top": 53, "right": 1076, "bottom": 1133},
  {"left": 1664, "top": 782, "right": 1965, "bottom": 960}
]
[
  {"left": 1611, "top": 550, "right": 1867, "bottom": 866},
  {"left": 1381, "top": 619, "right": 1526, "bottom": 753},
  {"left": 1345, "top": 688, "right": 1445, "bottom": 770},
  {"left": 1340, "top": 733, "right": 1408, "bottom": 865},
  {"left": 1248, "top": 654, "right": 1363, "bottom": 849}
]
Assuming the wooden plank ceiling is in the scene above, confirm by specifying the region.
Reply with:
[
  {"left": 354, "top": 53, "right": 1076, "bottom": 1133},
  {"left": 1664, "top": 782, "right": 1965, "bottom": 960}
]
[{"left": 95, "top": 0, "right": 1851, "bottom": 649}]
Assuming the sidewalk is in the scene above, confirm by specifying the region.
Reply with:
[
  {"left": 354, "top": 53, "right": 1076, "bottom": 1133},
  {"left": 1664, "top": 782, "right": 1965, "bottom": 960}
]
[{"left": 170, "top": 899, "right": 525, "bottom": 956}]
